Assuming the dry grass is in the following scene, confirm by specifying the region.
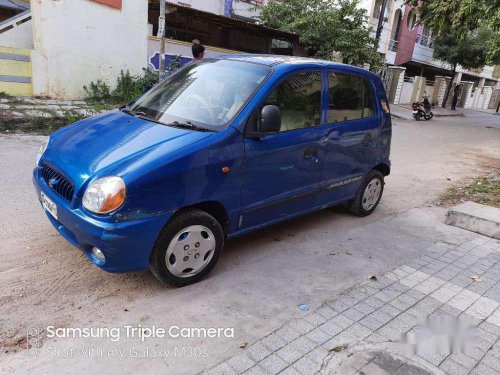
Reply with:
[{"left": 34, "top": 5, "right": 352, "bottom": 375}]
[{"left": 440, "top": 172, "right": 500, "bottom": 208}]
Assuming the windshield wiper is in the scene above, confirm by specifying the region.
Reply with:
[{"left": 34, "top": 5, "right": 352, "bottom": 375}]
[
  {"left": 121, "top": 107, "right": 213, "bottom": 132},
  {"left": 169, "top": 121, "right": 213, "bottom": 132},
  {"left": 120, "top": 106, "right": 163, "bottom": 123},
  {"left": 120, "top": 106, "right": 148, "bottom": 117}
]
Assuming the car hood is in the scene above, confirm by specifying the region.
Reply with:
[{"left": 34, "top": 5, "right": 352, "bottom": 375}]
[{"left": 42, "top": 110, "right": 213, "bottom": 192}]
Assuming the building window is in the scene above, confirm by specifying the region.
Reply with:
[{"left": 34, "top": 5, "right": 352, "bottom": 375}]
[
  {"left": 389, "top": 8, "right": 402, "bottom": 52},
  {"left": 373, "top": 0, "right": 390, "bottom": 20},
  {"left": 407, "top": 9, "right": 417, "bottom": 30},
  {"left": 420, "top": 28, "right": 431, "bottom": 46}
]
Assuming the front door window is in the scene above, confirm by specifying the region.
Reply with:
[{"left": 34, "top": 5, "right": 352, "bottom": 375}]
[{"left": 263, "top": 71, "right": 322, "bottom": 132}]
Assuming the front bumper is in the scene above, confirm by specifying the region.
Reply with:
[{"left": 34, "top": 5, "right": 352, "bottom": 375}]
[{"left": 32, "top": 168, "right": 173, "bottom": 272}]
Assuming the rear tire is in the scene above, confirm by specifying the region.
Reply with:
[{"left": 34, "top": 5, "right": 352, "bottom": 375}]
[
  {"left": 149, "top": 209, "right": 224, "bottom": 286},
  {"left": 348, "top": 170, "right": 385, "bottom": 217},
  {"left": 415, "top": 113, "right": 422, "bottom": 121}
]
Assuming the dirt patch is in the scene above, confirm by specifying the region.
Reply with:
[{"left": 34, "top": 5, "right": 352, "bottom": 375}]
[{"left": 439, "top": 159, "right": 500, "bottom": 208}]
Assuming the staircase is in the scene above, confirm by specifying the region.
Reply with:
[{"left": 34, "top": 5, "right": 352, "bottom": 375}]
[{"left": 0, "top": 10, "right": 31, "bottom": 35}]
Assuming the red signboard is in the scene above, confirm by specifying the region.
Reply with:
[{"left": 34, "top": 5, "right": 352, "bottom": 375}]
[{"left": 93, "top": 0, "right": 122, "bottom": 10}]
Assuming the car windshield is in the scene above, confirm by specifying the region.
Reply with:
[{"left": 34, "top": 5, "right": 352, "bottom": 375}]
[{"left": 129, "top": 59, "right": 271, "bottom": 131}]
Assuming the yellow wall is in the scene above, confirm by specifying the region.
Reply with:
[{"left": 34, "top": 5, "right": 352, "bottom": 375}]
[
  {"left": 0, "top": 46, "right": 33, "bottom": 96},
  {"left": 0, "top": 58, "right": 31, "bottom": 76},
  {"left": 0, "top": 81, "right": 32, "bottom": 96}
]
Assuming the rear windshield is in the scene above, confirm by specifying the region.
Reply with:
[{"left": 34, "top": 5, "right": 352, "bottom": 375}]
[{"left": 130, "top": 59, "right": 271, "bottom": 131}]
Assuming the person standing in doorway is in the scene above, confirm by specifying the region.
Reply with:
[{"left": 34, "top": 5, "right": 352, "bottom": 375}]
[{"left": 192, "top": 40, "right": 205, "bottom": 60}]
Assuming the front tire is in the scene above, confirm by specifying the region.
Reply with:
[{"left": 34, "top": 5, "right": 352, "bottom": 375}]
[
  {"left": 149, "top": 209, "right": 224, "bottom": 286},
  {"left": 424, "top": 112, "right": 433, "bottom": 120},
  {"left": 348, "top": 170, "right": 385, "bottom": 217}
]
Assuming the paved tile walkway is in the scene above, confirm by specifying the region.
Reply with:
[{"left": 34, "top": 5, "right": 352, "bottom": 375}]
[{"left": 204, "top": 236, "right": 500, "bottom": 375}]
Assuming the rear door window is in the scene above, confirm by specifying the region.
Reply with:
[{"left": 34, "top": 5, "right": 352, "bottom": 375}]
[{"left": 328, "top": 72, "right": 375, "bottom": 123}]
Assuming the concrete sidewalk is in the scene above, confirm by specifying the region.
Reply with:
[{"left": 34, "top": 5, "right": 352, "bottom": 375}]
[
  {"left": 390, "top": 104, "right": 499, "bottom": 121},
  {"left": 205, "top": 236, "right": 500, "bottom": 375},
  {"left": 390, "top": 104, "right": 466, "bottom": 121}
]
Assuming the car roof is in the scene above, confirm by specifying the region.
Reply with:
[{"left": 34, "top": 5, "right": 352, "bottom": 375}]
[
  {"left": 218, "top": 54, "right": 323, "bottom": 66},
  {"left": 216, "top": 54, "right": 377, "bottom": 78}
]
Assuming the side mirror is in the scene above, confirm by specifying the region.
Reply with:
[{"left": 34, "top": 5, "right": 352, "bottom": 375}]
[{"left": 260, "top": 105, "right": 281, "bottom": 133}]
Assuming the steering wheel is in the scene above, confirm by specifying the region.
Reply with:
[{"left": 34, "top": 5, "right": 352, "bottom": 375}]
[{"left": 184, "top": 93, "right": 216, "bottom": 122}]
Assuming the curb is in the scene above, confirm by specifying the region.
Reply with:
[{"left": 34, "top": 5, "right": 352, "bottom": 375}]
[
  {"left": 434, "top": 113, "right": 465, "bottom": 117},
  {"left": 390, "top": 114, "right": 408, "bottom": 120},
  {"left": 391, "top": 113, "right": 465, "bottom": 120},
  {"left": 446, "top": 201, "right": 500, "bottom": 239}
]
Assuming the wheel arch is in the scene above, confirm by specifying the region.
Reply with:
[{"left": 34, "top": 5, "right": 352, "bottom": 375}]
[
  {"left": 374, "top": 163, "right": 390, "bottom": 176},
  {"left": 176, "top": 201, "right": 230, "bottom": 237}
]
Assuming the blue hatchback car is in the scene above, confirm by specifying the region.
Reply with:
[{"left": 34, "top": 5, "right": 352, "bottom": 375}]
[{"left": 33, "top": 55, "right": 391, "bottom": 286}]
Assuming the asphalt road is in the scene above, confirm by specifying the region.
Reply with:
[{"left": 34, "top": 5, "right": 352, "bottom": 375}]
[{"left": 0, "top": 113, "right": 499, "bottom": 374}]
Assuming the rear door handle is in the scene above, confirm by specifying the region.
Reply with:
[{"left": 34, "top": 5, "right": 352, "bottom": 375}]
[{"left": 362, "top": 134, "right": 372, "bottom": 146}]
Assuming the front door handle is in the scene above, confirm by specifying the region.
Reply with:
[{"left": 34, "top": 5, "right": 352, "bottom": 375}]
[
  {"left": 329, "top": 131, "right": 341, "bottom": 141},
  {"left": 303, "top": 146, "right": 319, "bottom": 163}
]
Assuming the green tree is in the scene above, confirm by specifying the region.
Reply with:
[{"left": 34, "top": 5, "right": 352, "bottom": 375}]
[
  {"left": 260, "top": 0, "right": 383, "bottom": 70},
  {"left": 404, "top": 0, "right": 500, "bottom": 64},
  {"left": 433, "top": 29, "right": 493, "bottom": 108}
]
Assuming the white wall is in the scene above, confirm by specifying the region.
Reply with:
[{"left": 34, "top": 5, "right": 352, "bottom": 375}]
[
  {"left": 386, "top": 50, "right": 396, "bottom": 65},
  {"left": 0, "top": 19, "right": 33, "bottom": 49},
  {"left": 480, "top": 66, "right": 495, "bottom": 80},
  {"left": 31, "top": 1, "right": 148, "bottom": 99},
  {"left": 363, "top": 0, "right": 403, "bottom": 56},
  {"left": 399, "top": 81, "right": 413, "bottom": 104},
  {"left": 147, "top": 36, "right": 240, "bottom": 63},
  {"left": 232, "top": 0, "right": 266, "bottom": 20},
  {"left": 167, "top": 0, "right": 270, "bottom": 18},
  {"left": 168, "top": 0, "right": 223, "bottom": 14},
  {"left": 412, "top": 43, "right": 446, "bottom": 69},
  {"left": 412, "top": 39, "right": 499, "bottom": 83}
]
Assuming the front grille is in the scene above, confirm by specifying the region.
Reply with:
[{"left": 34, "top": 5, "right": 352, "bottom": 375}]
[{"left": 41, "top": 164, "right": 74, "bottom": 202}]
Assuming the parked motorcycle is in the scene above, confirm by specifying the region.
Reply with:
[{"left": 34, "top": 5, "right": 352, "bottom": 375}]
[{"left": 412, "top": 95, "right": 434, "bottom": 121}]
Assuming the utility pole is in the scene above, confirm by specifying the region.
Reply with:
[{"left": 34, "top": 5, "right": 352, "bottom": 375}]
[
  {"left": 375, "top": 0, "right": 388, "bottom": 43},
  {"left": 158, "top": 0, "right": 166, "bottom": 82}
]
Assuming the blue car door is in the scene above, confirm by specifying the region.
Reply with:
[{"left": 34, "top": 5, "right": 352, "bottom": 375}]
[
  {"left": 318, "top": 70, "right": 381, "bottom": 205},
  {"left": 239, "top": 70, "right": 327, "bottom": 230}
]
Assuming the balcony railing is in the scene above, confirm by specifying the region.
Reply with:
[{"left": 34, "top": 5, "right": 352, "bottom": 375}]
[
  {"left": 415, "top": 34, "right": 436, "bottom": 48},
  {"left": 237, "top": 0, "right": 264, "bottom": 5}
]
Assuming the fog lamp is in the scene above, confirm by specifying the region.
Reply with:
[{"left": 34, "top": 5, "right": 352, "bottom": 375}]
[{"left": 91, "top": 247, "right": 106, "bottom": 262}]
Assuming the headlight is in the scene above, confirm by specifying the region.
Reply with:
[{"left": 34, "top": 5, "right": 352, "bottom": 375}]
[
  {"left": 35, "top": 136, "right": 49, "bottom": 166},
  {"left": 82, "top": 176, "right": 126, "bottom": 214}
]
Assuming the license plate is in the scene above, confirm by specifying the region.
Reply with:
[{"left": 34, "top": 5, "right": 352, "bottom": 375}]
[
  {"left": 412, "top": 111, "right": 418, "bottom": 114},
  {"left": 41, "top": 192, "right": 58, "bottom": 220}
]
